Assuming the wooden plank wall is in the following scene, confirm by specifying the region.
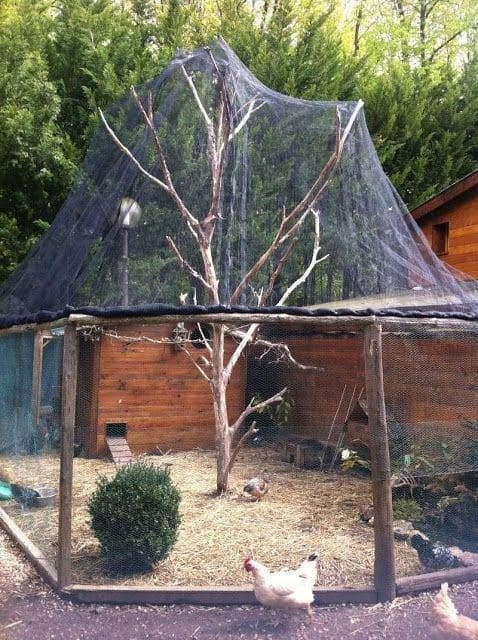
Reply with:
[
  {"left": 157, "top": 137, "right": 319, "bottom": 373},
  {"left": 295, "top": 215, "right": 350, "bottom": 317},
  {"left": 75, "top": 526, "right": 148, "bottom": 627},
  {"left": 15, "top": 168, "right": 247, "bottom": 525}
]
[
  {"left": 417, "top": 188, "right": 478, "bottom": 277},
  {"left": 260, "top": 330, "right": 478, "bottom": 444},
  {"left": 81, "top": 323, "right": 246, "bottom": 456}
]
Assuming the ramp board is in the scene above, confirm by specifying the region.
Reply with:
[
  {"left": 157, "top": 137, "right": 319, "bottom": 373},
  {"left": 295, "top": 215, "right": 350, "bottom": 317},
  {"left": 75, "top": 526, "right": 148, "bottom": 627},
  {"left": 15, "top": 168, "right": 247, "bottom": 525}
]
[{"left": 106, "top": 437, "right": 133, "bottom": 466}]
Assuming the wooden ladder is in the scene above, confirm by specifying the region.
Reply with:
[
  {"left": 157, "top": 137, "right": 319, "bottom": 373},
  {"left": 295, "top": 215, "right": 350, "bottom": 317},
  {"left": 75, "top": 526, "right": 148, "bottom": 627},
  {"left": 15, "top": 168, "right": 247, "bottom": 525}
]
[{"left": 106, "top": 437, "right": 133, "bottom": 466}]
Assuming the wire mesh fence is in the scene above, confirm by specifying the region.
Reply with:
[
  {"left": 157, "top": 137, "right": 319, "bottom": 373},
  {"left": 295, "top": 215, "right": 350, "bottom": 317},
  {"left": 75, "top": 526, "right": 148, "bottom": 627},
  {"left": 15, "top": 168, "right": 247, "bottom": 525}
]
[
  {"left": 0, "top": 329, "right": 63, "bottom": 570},
  {"left": 0, "top": 317, "right": 476, "bottom": 595}
]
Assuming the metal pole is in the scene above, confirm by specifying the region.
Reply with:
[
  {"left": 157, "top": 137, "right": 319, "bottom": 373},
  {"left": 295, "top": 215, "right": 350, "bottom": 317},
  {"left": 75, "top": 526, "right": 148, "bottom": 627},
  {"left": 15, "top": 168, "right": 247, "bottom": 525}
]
[{"left": 121, "top": 227, "right": 129, "bottom": 306}]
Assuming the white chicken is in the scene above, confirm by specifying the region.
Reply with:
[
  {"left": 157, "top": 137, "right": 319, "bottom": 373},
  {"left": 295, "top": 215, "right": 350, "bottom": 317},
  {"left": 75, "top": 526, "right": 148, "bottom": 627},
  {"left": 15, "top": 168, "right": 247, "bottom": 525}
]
[{"left": 243, "top": 552, "right": 319, "bottom": 620}]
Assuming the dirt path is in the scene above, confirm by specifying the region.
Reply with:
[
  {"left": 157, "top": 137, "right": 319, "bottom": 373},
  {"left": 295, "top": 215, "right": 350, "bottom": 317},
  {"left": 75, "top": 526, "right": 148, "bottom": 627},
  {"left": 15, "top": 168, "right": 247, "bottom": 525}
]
[{"left": 1, "top": 531, "right": 477, "bottom": 640}]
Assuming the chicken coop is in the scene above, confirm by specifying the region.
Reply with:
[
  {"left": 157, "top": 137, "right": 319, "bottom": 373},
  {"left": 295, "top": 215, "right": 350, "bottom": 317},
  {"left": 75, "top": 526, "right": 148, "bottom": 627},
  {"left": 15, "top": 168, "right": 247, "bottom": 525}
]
[
  {"left": 76, "top": 321, "right": 246, "bottom": 458},
  {"left": 0, "top": 40, "right": 477, "bottom": 606}
]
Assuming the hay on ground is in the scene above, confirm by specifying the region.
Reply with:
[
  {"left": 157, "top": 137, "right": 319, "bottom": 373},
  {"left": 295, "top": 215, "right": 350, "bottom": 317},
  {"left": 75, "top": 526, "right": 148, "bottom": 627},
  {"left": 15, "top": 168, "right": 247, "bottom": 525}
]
[{"left": 0, "top": 447, "right": 421, "bottom": 586}]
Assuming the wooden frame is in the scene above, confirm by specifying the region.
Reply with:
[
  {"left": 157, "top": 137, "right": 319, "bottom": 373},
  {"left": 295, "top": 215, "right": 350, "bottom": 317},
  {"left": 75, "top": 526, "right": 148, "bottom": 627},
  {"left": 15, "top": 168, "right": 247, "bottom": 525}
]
[
  {"left": 1, "top": 312, "right": 478, "bottom": 606},
  {"left": 31, "top": 331, "right": 45, "bottom": 427},
  {"left": 364, "top": 322, "right": 396, "bottom": 601},
  {"left": 0, "top": 506, "right": 58, "bottom": 589},
  {"left": 57, "top": 324, "right": 79, "bottom": 589}
]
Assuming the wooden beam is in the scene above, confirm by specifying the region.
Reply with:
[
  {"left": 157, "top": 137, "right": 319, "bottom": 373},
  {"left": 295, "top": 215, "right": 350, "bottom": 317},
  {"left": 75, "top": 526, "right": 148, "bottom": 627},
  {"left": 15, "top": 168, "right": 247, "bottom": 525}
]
[
  {"left": 64, "top": 584, "right": 377, "bottom": 606},
  {"left": 57, "top": 324, "right": 79, "bottom": 589},
  {"left": 68, "top": 312, "right": 376, "bottom": 332},
  {"left": 364, "top": 322, "right": 396, "bottom": 602},
  {"left": 0, "top": 311, "right": 477, "bottom": 340},
  {"left": 0, "top": 507, "right": 58, "bottom": 589},
  {"left": 31, "top": 331, "right": 45, "bottom": 427},
  {"left": 396, "top": 565, "right": 478, "bottom": 595},
  {"left": 0, "top": 317, "right": 68, "bottom": 337}
]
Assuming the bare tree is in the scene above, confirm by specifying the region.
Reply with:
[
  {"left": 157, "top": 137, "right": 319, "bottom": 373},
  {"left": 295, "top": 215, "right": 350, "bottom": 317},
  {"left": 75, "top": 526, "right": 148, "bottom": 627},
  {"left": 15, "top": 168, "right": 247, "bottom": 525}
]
[{"left": 100, "top": 52, "right": 363, "bottom": 493}]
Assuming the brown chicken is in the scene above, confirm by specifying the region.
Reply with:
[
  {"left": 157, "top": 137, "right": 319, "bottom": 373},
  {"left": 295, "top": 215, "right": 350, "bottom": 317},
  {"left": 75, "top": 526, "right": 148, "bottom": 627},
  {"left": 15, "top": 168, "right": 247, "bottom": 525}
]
[
  {"left": 243, "top": 470, "right": 270, "bottom": 501},
  {"left": 359, "top": 504, "right": 374, "bottom": 524},
  {"left": 0, "top": 468, "right": 13, "bottom": 484},
  {"left": 431, "top": 582, "right": 478, "bottom": 640}
]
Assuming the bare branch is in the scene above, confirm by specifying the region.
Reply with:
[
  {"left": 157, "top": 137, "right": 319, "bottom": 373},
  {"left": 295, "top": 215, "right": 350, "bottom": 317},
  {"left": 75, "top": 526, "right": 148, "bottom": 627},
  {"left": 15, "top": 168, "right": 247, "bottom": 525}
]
[
  {"left": 230, "top": 387, "right": 287, "bottom": 434},
  {"left": 224, "top": 322, "right": 259, "bottom": 383},
  {"left": 196, "top": 321, "right": 213, "bottom": 354},
  {"left": 226, "top": 100, "right": 264, "bottom": 144},
  {"left": 130, "top": 88, "right": 202, "bottom": 241},
  {"left": 181, "top": 65, "right": 217, "bottom": 172},
  {"left": 250, "top": 335, "right": 321, "bottom": 371},
  {"left": 261, "top": 223, "right": 302, "bottom": 305},
  {"left": 99, "top": 108, "right": 170, "bottom": 193},
  {"left": 277, "top": 209, "right": 329, "bottom": 305},
  {"left": 178, "top": 344, "right": 211, "bottom": 383},
  {"left": 224, "top": 421, "right": 259, "bottom": 478},
  {"left": 181, "top": 65, "right": 214, "bottom": 128},
  {"left": 230, "top": 100, "right": 363, "bottom": 304},
  {"left": 166, "top": 236, "right": 213, "bottom": 292},
  {"left": 231, "top": 207, "right": 308, "bottom": 305},
  {"left": 285, "top": 101, "right": 362, "bottom": 223}
]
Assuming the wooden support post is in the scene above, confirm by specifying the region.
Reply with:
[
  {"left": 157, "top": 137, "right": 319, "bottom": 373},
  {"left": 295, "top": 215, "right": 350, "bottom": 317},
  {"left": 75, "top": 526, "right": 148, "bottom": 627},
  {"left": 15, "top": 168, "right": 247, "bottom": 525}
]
[
  {"left": 57, "top": 324, "right": 78, "bottom": 589},
  {"left": 31, "top": 331, "right": 45, "bottom": 426},
  {"left": 363, "top": 322, "right": 396, "bottom": 602}
]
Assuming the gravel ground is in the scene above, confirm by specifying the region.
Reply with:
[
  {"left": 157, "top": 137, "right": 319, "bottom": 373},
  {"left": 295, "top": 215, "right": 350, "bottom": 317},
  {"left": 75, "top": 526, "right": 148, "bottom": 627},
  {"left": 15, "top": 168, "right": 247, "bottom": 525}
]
[{"left": 1, "top": 531, "right": 478, "bottom": 640}]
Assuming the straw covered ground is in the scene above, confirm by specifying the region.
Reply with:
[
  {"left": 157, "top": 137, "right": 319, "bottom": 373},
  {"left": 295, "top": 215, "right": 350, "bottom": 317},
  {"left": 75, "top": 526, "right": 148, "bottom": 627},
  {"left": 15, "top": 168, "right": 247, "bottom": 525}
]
[{"left": 0, "top": 446, "right": 421, "bottom": 586}]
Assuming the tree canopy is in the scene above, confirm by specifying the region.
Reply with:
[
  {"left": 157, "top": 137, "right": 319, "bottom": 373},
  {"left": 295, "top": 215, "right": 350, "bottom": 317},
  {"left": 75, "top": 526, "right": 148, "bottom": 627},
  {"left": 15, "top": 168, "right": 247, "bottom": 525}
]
[{"left": 0, "top": 0, "right": 476, "bottom": 281}]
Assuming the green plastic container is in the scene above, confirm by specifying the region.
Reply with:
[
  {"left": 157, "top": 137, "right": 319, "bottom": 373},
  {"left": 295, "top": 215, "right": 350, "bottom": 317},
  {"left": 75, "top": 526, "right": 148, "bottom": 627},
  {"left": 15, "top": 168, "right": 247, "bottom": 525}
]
[{"left": 0, "top": 480, "right": 12, "bottom": 501}]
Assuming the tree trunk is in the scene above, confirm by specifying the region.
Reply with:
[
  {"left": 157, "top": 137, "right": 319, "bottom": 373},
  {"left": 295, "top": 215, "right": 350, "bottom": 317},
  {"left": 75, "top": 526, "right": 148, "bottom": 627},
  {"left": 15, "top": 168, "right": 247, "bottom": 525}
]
[{"left": 211, "top": 323, "right": 232, "bottom": 493}]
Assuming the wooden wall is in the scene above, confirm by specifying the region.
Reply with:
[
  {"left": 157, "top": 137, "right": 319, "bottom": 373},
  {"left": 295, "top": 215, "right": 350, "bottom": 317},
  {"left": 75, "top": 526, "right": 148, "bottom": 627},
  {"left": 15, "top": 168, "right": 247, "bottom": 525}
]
[
  {"left": 417, "top": 187, "right": 478, "bottom": 277},
  {"left": 257, "top": 329, "right": 478, "bottom": 445},
  {"left": 76, "top": 323, "right": 246, "bottom": 457}
]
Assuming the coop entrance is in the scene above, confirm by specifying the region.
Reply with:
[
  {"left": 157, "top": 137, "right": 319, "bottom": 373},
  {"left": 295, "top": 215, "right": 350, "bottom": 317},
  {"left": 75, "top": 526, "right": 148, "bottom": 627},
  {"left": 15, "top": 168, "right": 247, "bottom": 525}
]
[{"left": 105, "top": 423, "right": 127, "bottom": 438}]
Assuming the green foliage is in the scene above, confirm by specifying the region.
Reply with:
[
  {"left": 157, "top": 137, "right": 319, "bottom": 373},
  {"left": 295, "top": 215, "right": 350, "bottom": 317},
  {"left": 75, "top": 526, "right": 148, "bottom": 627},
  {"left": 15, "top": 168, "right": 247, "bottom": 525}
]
[
  {"left": 0, "top": 0, "right": 476, "bottom": 282},
  {"left": 340, "top": 448, "right": 370, "bottom": 472},
  {"left": 251, "top": 390, "right": 294, "bottom": 426},
  {"left": 88, "top": 461, "right": 181, "bottom": 571},
  {"left": 393, "top": 498, "right": 424, "bottom": 525}
]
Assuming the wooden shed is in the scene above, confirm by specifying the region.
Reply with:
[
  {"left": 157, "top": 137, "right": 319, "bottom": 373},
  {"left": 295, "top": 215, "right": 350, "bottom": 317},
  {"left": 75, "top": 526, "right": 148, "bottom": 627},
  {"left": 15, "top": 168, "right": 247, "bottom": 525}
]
[
  {"left": 75, "top": 322, "right": 246, "bottom": 458},
  {"left": 412, "top": 170, "right": 478, "bottom": 278},
  {"left": 254, "top": 323, "right": 478, "bottom": 454}
]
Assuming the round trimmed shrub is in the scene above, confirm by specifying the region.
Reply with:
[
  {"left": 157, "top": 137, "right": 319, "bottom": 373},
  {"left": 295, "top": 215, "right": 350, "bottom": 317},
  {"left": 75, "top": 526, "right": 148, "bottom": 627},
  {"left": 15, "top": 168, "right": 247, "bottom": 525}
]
[{"left": 88, "top": 461, "right": 181, "bottom": 571}]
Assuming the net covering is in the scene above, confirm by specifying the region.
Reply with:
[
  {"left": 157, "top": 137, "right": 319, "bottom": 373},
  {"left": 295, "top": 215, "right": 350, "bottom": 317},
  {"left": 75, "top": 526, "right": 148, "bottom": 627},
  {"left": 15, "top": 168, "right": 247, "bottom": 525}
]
[{"left": 0, "top": 39, "right": 476, "bottom": 320}]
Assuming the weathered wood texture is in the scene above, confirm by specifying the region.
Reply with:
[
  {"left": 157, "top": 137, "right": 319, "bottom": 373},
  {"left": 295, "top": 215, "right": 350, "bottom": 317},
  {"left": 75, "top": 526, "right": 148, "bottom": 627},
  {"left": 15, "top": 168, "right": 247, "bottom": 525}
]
[
  {"left": 258, "top": 330, "right": 478, "bottom": 446},
  {"left": 58, "top": 324, "right": 78, "bottom": 589},
  {"left": 77, "top": 323, "right": 246, "bottom": 457},
  {"left": 396, "top": 565, "right": 478, "bottom": 595},
  {"left": 31, "top": 331, "right": 45, "bottom": 426},
  {"left": 75, "top": 335, "right": 101, "bottom": 456},
  {"left": 415, "top": 184, "right": 478, "bottom": 277},
  {"left": 364, "top": 323, "right": 396, "bottom": 602},
  {"left": 65, "top": 584, "right": 377, "bottom": 606},
  {"left": 0, "top": 506, "right": 58, "bottom": 589},
  {"left": 106, "top": 436, "right": 133, "bottom": 465}
]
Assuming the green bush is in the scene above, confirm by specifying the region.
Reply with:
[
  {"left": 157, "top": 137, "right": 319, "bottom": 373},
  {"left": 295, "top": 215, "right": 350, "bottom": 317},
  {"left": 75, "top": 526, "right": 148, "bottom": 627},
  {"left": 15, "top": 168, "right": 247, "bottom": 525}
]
[
  {"left": 88, "top": 461, "right": 181, "bottom": 571},
  {"left": 393, "top": 498, "right": 424, "bottom": 525}
]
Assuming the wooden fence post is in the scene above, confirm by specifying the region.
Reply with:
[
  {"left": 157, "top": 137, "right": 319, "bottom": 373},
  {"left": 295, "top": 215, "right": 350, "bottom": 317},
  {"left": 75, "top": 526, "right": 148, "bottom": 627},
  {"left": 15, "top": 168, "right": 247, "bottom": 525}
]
[
  {"left": 363, "top": 321, "right": 396, "bottom": 602},
  {"left": 31, "top": 331, "right": 45, "bottom": 427},
  {"left": 57, "top": 323, "right": 78, "bottom": 589}
]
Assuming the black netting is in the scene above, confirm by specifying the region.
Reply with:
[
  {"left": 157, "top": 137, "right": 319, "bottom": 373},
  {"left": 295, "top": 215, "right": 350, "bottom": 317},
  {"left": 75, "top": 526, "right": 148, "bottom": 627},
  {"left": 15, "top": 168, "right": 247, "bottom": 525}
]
[
  {"left": 1, "top": 40, "right": 477, "bottom": 592},
  {"left": 0, "top": 39, "right": 476, "bottom": 322}
]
